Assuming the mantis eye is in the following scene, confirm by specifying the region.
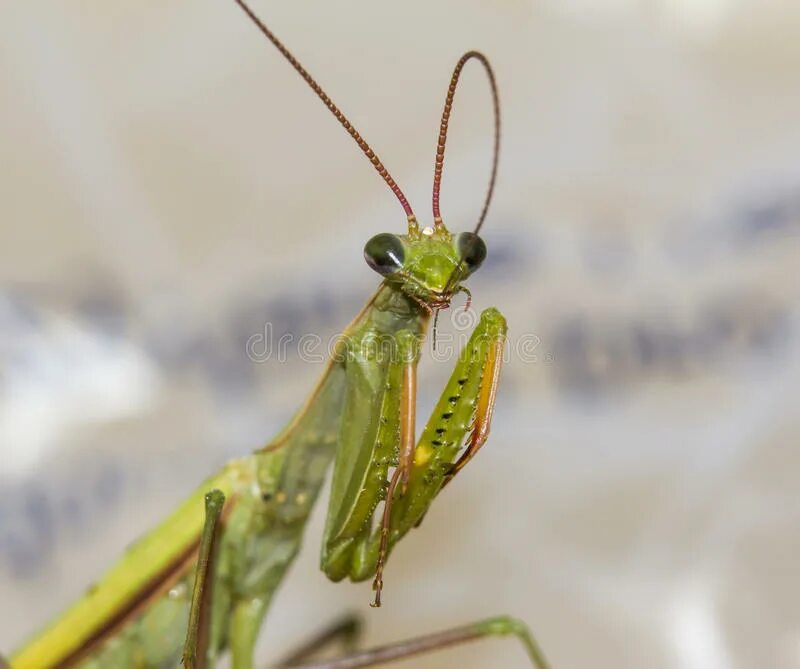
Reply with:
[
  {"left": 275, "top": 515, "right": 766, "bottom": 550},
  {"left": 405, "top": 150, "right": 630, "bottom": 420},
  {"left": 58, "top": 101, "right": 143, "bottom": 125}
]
[
  {"left": 455, "top": 232, "right": 487, "bottom": 274},
  {"left": 364, "top": 233, "right": 405, "bottom": 276}
]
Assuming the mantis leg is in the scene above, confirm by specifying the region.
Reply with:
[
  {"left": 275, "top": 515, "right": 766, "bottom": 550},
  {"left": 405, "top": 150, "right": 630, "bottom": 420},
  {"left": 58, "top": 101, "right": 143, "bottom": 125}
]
[
  {"left": 442, "top": 325, "right": 504, "bottom": 486},
  {"left": 277, "top": 615, "right": 550, "bottom": 669},
  {"left": 182, "top": 490, "right": 226, "bottom": 669},
  {"left": 372, "top": 308, "right": 508, "bottom": 601},
  {"left": 372, "top": 353, "right": 418, "bottom": 608},
  {"left": 181, "top": 489, "right": 271, "bottom": 669}
]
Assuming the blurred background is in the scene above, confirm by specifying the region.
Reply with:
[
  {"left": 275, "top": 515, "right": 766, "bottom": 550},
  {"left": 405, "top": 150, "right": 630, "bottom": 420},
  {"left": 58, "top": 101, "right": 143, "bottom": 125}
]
[{"left": 1, "top": 1, "right": 799, "bottom": 667}]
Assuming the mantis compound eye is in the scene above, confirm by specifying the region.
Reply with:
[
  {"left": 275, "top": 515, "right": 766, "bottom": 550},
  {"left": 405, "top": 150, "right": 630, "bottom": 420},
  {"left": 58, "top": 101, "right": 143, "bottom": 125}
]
[
  {"left": 364, "top": 233, "right": 405, "bottom": 276},
  {"left": 455, "top": 232, "right": 487, "bottom": 275}
]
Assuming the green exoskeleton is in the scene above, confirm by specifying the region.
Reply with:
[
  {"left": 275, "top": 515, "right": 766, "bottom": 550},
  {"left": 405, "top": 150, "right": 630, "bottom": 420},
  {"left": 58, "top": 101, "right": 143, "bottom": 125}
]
[{"left": 7, "top": 2, "right": 550, "bottom": 668}]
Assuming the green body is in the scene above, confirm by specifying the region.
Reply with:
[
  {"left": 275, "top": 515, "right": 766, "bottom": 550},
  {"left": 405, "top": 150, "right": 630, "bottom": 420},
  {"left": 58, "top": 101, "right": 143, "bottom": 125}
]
[{"left": 11, "top": 231, "right": 508, "bottom": 668}]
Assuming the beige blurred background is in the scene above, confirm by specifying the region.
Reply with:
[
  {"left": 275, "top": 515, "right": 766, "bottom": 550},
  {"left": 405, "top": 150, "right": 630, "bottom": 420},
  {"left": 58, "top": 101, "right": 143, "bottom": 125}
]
[{"left": 1, "top": 1, "right": 800, "bottom": 667}]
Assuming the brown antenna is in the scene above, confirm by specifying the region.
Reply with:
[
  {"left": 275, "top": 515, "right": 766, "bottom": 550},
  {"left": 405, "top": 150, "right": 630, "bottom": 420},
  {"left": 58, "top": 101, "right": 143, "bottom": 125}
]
[
  {"left": 232, "top": 0, "right": 416, "bottom": 224},
  {"left": 431, "top": 51, "right": 500, "bottom": 234}
]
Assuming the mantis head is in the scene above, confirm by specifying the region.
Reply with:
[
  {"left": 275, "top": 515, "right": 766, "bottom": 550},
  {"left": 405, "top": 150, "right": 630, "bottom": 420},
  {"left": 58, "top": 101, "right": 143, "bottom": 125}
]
[{"left": 363, "top": 224, "right": 487, "bottom": 309}]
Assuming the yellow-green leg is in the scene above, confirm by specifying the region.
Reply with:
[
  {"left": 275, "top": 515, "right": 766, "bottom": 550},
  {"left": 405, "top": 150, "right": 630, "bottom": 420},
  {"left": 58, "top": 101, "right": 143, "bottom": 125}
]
[
  {"left": 181, "top": 489, "right": 273, "bottom": 669},
  {"left": 277, "top": 616, "right": 550, "bottom": 669},
  {"left": 182, "top": 490, "right": 226, "bottom": 669}
]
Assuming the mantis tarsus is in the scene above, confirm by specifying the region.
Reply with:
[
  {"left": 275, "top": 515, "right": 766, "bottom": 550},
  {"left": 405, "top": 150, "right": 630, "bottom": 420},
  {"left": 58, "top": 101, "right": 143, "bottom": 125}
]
[{"left": 7, "top": 2, "right": 551, "bottom": 667}]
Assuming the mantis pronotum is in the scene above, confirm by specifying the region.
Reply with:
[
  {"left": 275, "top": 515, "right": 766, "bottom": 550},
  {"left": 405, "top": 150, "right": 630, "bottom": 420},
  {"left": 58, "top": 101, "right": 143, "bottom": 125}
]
[{"left": 7, "top": 2, "right": 550, "bottom": 667}]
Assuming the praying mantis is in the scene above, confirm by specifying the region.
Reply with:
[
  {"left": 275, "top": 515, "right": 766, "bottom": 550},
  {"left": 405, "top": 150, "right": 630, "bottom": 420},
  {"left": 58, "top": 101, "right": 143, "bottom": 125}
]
[{"left": 6, "top": 2, "right": 550, "bottom": 667}]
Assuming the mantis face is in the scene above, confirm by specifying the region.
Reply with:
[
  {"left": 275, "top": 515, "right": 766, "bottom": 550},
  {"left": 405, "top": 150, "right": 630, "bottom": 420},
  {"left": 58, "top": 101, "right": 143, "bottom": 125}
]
[{"left": 363, "top": 227, "right": 487, "bottom": 309}]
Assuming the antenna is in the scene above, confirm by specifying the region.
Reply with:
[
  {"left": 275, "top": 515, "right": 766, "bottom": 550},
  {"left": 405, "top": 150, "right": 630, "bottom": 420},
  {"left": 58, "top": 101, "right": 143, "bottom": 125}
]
[
  {"left": 232, "top": 0, "right": 417, "bottom": 224},
  {"left": 431, "top": 51, "right": 500, "bottom": 234}
]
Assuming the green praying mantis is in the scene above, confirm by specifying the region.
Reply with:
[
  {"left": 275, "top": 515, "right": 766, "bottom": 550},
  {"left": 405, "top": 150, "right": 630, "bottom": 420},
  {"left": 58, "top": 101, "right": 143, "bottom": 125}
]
[{"left": 6, "top": 2, "right": 550, "bottom": 667}]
